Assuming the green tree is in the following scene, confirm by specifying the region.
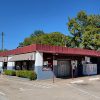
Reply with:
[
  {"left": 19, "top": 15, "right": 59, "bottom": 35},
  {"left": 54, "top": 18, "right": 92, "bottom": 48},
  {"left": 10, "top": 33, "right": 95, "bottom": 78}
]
[
  {"left": 30, "top": 30, "right": 45, "bottom": 37},
  {"left": 67, "top": 11, "right": 100, "bottom": 50},
  {"left": 18, "top": 30, "right": 68, "bottom": 47},
  {"left": 44, "top": 32, "right": 67, "bottom": 46}
]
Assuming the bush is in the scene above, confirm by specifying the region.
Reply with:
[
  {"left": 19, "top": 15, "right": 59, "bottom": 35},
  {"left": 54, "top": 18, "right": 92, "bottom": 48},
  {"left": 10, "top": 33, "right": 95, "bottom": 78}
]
[
  {"left": 16, "top": 70, "right": 37, "bottom": 80},
  {"left": 16, "top": 70, "right": 28, "bottom": 78},
  {"left": 28, "top": 71, "right": 37, "bottom": 80},
  {"left": 4, "top": 70, "right": 16, "bottom": 76}
]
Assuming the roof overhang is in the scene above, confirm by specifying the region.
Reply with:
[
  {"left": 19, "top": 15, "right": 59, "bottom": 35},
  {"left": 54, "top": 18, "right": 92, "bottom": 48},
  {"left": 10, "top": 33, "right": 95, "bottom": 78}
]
[
  {"left": 0, "top": 57, "right": 8, "bottom": 62},
  {"left": 9, "top": 52, "right": 35, "bottom": 61}
]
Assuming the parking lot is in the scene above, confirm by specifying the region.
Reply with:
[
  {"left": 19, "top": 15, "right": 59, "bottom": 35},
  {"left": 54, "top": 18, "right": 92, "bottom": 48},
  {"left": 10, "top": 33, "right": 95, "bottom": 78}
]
[{"left": 0, "top": 75, "right": 100, "bottom": 100}]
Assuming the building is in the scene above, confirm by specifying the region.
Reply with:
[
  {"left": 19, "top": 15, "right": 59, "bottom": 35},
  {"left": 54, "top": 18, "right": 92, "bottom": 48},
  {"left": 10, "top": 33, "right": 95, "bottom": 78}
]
[{"left": 0, "top": 44, "right": 100, "bottom": 79}]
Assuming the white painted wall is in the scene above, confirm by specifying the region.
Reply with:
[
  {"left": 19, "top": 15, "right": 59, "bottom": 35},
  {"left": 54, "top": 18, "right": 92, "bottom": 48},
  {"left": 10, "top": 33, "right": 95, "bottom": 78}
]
[
  {"left": 7, "top": 62, "right": 15, "bottom": 70},
  {"left": 8, "top": 56, "right": 13, "bottom": 61},
  {"left": 0, "top": 62, "right": 3, "bottom": 72},
  {"left": 35, "top": 52, "right": 43, "bottom": 67},
  {"left": 0, "top": 62, "right": 3, "bottom": 67}
]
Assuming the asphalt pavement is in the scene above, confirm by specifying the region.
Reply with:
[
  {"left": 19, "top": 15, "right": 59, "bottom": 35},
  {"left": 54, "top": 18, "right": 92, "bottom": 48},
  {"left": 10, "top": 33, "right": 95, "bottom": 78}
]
[{"left": 0, "top": 75, "right": 100, "bottom": 100}]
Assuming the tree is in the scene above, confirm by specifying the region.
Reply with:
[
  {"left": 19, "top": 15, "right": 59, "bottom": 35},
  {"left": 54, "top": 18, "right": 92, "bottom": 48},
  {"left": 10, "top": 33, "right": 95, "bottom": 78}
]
[
  {"left": 30, "top": 30, "right": 45, "bottom": 37},
  {"left": 18, "top": 30, "right": 68, "bottom": 47},
  {"left": 44, "top": 32, "right": 67, "bottom": 46},
  {"left": 18, "top": 11, "right": 100, "bottom": 50},
  {"left": 67, "top": 11, "right": 100, "bottom": 50}
]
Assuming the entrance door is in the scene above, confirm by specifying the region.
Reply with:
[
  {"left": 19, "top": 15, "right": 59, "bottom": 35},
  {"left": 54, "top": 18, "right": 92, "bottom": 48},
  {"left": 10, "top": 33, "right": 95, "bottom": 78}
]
[{"left": 57, "top": 60, "right": 71, "bottom": 77}]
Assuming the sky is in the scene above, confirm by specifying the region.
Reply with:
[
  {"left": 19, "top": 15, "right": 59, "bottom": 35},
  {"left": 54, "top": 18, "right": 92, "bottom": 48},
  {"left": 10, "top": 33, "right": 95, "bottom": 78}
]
[{"left": 0, "top": 0, "right": 100, "bottom": 50}]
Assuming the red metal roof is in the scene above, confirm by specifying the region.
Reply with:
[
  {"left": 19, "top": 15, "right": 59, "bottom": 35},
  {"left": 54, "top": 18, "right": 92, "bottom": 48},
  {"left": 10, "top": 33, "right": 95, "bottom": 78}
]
[
  {"left": 36, "top": 44, "right": 100, "bottom": 57},
  {"left": 0, "top": 44, "right": 36, "bottom": 57},
  {"left": 0, "top": 44, "right": 100, "bottom": 57}
]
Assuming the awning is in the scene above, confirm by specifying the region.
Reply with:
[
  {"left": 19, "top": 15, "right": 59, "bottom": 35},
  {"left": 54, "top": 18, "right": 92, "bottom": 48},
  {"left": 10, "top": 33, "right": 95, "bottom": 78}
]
[
  {"left": 9, "top": 52, "right": 35, "bottom": 61},
  {"left": 0, "top": 57, "right": 8, "bottom": 62}
]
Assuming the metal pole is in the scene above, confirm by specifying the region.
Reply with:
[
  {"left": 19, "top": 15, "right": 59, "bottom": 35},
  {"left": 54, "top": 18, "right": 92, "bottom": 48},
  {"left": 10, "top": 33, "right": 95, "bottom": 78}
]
[
  {"left": 71, "top": 61, "right": 74, "bottom": 80},
  {"left": 53, "top": 55, "right": 55, "bottom": 83},
  {"left": 1, "top": 32, "right": 4, "bottom": 51},
  {"left": 72, "top": 66, "right": 74, "bottom": 79}
]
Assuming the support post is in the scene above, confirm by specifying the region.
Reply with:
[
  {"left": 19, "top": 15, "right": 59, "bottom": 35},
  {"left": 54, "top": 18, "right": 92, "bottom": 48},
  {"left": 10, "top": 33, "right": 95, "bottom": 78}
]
[
  {"left": 72, "top": 65, "right": 74, "bottom": 79},
  {"left": 53, "top": 55, "right": 55, "bottom": 83}
]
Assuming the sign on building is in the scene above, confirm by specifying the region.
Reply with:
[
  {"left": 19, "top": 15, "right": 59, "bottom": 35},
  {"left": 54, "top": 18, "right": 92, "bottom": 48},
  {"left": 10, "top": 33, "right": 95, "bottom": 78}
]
[{"left": 85, "top": 56, "right": 90, "bottom": 62}]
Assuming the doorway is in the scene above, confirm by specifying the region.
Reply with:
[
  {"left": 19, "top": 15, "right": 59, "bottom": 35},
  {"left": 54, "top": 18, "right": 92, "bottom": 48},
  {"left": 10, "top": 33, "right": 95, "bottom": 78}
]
[{"left": 57, "top": 60, "right": 71, "bottom": 78}]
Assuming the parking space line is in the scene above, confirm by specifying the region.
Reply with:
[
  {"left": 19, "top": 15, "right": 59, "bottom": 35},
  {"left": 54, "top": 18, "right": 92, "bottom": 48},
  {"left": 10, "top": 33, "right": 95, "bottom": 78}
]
[
  {"left": 0, "top": 91, "right": 6, "bottom": 96},
  {"left": 70, "top": 80, "right": 84, "bottom": 84},
  {"left": 19, "top": 88, "right": 25, "bottom": 91},
  {"left": 67, "top": 84, "right": 100, "bottom": 99},
  {"left": 89, "top": 77, "right": 100, "bottom": 81}
]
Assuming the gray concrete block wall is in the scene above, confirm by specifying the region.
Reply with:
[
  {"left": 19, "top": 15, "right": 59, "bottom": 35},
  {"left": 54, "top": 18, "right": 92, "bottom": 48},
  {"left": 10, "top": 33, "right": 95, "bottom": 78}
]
[{"left": 35, "top": 66, "right": 53, "bottom": 80}]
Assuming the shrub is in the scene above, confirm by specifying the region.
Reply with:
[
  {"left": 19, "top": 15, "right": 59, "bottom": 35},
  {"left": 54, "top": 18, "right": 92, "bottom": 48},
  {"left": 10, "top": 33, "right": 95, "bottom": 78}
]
[
  {"left": 4, "top": 70, "right": 16, "bottom": 76},
  {"left": 16, "top": 70, "right": 26, "bottom": 78},
  {"left": 16, "top": 70, "right": 21, "bottom": 77},
  {"left": 16, "top": 70, "right": 37, "bottom": 80},
  {"left": 28, "top": 71, "right": 37, "bottom": 80}
]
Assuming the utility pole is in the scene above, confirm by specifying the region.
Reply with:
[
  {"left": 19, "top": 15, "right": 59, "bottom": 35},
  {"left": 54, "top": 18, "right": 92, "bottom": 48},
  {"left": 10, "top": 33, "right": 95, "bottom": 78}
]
[{"left": 1, "top": 32, "right": 4, "bottom": 51}]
